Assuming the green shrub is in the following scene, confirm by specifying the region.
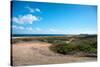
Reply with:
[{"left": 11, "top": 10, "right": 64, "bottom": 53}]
[
  {"left": 91, "top": 42, "right": 97, "bottom": 48},
  {"left": 78, "top": 44, "right": 92, "bottom": 53},
  {"left": 89, "top": 48, "right": 97, "bottom": 54},
  {"left": 49, "top": 43, "right": 78, "bottom": 55},
  {"left": 49, "top": 41, "right": 97, "bottom": 55}
]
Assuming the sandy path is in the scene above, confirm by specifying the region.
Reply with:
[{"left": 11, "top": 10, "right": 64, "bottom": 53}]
[{"left": 12, "top": 41, "right": 96, "bottom": 66}]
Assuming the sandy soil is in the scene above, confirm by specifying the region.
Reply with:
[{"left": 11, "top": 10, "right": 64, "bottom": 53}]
[{"left": 12, "top": 41, "right": 97, "bottom": 66}]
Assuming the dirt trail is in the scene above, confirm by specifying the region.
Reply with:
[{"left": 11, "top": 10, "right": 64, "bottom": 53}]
[{"left": 12, "top": 41, "right": 96, "bottom": 66}]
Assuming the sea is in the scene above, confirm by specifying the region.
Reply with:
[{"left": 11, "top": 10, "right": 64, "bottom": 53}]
[{"left": 12, "top": 34, "right": 67, "bottom": 37}]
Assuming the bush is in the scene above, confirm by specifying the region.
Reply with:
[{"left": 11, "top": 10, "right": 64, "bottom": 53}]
[
  {"left": 91, "top": 42, "right": 97, "bottom": 48},
  {"left": 49, "top": 41, "right": 97, "bottom": 55},
  {"left": 49, "top": 43, "right": 78, "bottom": 55},
  {"left": 78, "top": 44, "right": 92, "bottom": 53},
  {"left": 77, "top": 41, "right": 97, "bottom": 54}
]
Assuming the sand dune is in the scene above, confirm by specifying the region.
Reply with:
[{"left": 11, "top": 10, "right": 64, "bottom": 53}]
[{"left": 12, "top": 41, "right": 96, "bottom": 66}]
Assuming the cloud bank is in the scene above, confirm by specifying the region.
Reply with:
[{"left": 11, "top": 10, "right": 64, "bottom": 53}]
[{"left": 12, "top": 14, "right": 39, "bottom": 24}]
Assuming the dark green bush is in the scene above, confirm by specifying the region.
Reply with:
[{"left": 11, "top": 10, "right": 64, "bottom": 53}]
[
  {"left": 49, "top": 41, "right": 97, "bottom": 55},
  {"left": 78, "top": 44, "right": 92, "bottom": 53},
  {"left": 49, "top": 43, "right": 78, "bottom": 55}
]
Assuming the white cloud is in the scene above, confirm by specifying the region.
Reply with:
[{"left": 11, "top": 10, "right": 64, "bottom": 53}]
[
  {"left": 12, "top": 14, "right": 39, "bottom": 24},
  {"left": 18, "top": 26, "right": 24, "bottom": 30},
  {"left": 35, "top": 27, "right": 41, "bottom": 31},
  {"left": 12, "top": 25, "right": 17, "bottom": 29},
  {"left": 24, "top": 27, "right": 43, "bottom": 33},
  {"left": 35, "top": 8, "right": 41, "bottom": 12},
  {"left": 25, "top": 6, "right": 41, "bottom": 13},
  {"left": 48, "top": 28, "right": 65, "bottom": 34},
  {"left": 12, "top": 25, "right": 24, "bottom": 30},
  {"left": 26, "top": 27, "right": 42, "bottom": 32},
  {"left": 27, "top": 27, "right": 34, "bottom": 32},
  {"left": 49, "top": 29, "right": 57, "bottom": 32},
  {"left": 26, "top": 6, "right": 35, "bottom": 13},
  {"left": 12, "top": 17, "right": 19, "bottom": 23}
]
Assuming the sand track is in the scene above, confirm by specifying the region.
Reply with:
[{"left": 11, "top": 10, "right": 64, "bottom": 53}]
[{"left": 12, "top": 41, "right": 96, "bottom": 66}]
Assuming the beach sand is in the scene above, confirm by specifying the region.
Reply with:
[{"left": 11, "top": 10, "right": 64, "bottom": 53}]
[{"left": 12, "top": 41, "right": 97, "bottom": 66}]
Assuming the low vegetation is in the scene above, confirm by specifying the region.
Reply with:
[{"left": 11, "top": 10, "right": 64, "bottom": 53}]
[
  {"left": 49, "top": 35, "right": 97, "bottom": 57},
  {"left": 12, "top": 35, "right": 97, "bottom": 57}
]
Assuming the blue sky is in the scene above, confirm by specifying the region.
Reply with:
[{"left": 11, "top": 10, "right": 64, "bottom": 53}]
[{"left": 11, "top": 1, "right": 97, "bottom": 34}]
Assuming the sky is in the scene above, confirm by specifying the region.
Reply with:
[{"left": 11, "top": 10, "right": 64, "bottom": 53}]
[{"left": 11, "top": 1, "right": 97, "bottom": 34}]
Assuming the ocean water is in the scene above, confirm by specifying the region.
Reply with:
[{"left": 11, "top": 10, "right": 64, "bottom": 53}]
[{"left": 12, "top": 34, "right": 66, "bottom": 37}]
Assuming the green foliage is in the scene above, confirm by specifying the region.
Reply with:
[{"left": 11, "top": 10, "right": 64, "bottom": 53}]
[
  {"left": 78, "top": 44, "right": 92, "bottom": 53},
  {"left": 50, "top": 43, "right": 70, "bottom": 54},
  {"left": 49, "top": 39, "right": 97, "bottom": 56},
  {"left": 49, "top": 43, "right": 79, "bottom": 55}
]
